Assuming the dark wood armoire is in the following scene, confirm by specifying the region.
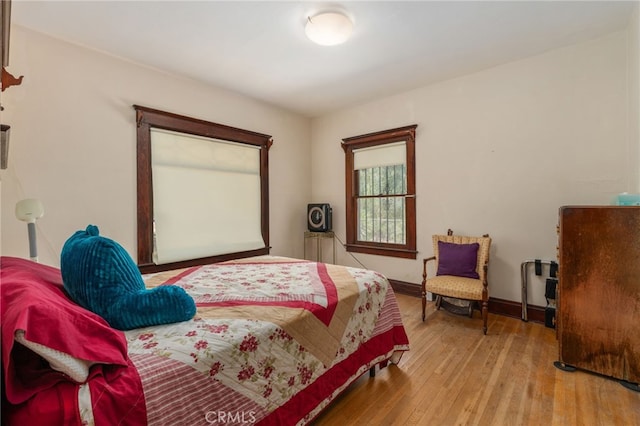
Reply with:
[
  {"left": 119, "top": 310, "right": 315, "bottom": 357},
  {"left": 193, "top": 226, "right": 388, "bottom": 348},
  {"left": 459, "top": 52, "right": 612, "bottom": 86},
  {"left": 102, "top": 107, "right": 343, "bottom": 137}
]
[{"left": 558, "top": 206, "right": 640, "bottom": 385}]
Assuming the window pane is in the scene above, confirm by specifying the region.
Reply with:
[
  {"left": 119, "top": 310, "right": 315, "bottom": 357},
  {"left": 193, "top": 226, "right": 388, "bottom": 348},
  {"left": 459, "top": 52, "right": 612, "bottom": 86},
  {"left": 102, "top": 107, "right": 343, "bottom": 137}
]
[
  {"left": 357, "top": 165, "right": 406, "bottom": 196},
  {"left": 357, "top": 196, "right": 406, "bottom": 244}
]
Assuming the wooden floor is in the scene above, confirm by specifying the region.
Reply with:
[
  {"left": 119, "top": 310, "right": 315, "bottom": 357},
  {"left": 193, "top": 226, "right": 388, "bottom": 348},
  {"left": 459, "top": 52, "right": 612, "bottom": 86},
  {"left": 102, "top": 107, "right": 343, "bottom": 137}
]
[{"left": 313, "top": 293, "right": 640, "bottom": 425}]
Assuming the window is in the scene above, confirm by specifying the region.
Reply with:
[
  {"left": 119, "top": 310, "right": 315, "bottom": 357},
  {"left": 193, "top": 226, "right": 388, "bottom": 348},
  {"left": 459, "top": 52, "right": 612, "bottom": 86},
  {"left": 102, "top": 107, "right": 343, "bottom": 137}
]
[
  {"left": 135, "top": 105, "right": 272, "bottom": 273},
  {"left": 342, "top": 125, "right": 417, "bottom": 259}
]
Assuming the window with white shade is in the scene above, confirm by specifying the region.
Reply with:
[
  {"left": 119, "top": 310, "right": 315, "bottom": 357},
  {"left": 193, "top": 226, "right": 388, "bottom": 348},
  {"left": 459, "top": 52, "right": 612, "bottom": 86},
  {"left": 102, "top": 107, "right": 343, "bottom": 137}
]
[
  {"left": 151, "top": 129, "right": 264, "bottom": 264},
  {"left": 342, "top": 125, "right": 417, "bottom": 259},
  {"left": 135, "top": 105, "right": 272, "bottom": 273}
]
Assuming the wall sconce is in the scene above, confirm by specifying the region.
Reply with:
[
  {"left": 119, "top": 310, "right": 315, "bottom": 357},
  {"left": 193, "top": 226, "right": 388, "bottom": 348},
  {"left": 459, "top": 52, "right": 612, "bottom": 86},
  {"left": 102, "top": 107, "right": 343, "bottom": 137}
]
[{"left": 1, "top": 124, "right": 8, "bottom": 169}]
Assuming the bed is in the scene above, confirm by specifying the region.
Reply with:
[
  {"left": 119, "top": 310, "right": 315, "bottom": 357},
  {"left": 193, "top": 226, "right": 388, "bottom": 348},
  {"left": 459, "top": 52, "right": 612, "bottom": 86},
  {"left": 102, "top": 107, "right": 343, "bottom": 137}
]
[{"left": 1, "top": 255, "right": 409, "bottom": 425}]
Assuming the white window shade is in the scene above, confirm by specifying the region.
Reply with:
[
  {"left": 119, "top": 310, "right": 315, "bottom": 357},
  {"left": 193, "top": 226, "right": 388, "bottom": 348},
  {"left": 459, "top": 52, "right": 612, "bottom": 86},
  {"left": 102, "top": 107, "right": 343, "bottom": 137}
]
[
  {"left": 353, "top": 141, "right": 406, "bottom": 170},
  {"left": 151, "top": 129, "right": 264, "bottom": 264}
]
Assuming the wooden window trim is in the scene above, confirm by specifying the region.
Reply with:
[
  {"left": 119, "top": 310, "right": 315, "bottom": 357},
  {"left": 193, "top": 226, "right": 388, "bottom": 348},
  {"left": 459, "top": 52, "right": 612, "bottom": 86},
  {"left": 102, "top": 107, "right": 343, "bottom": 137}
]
[
  {"left": 342, "top": 125, "right": 417, "bottom": 259},
  {"left": 134, "top": 105, "right": 272, "bottom": 273}
]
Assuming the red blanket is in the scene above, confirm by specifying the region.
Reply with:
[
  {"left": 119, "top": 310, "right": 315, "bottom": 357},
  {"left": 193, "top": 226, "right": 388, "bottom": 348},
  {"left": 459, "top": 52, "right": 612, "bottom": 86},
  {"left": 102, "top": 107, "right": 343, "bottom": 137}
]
[{"left": 1, "top": 257, "right": 146, "bottom": 425}]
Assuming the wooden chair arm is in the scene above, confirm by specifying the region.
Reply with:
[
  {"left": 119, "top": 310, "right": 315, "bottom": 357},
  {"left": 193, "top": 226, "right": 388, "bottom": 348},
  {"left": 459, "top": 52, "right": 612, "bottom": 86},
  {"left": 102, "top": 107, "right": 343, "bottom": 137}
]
[
  {"left": 481, "top": 263, "right": 489, "bottom": 300},
  {"left": 420, "top": 256, "right": 438, "bottom": 321},
  {"left": 422, "top": 256, "right": 437, "bottom": 284},
  {"left": 482, "top": 263, "right": 489, "bottom": 285}
]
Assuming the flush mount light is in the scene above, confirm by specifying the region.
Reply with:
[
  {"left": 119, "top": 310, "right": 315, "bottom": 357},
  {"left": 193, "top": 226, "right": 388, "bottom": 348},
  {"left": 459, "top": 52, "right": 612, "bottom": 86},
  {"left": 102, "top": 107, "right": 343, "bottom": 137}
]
[{"left": 305, "top": 12, "right": 353, "bottom": 46}]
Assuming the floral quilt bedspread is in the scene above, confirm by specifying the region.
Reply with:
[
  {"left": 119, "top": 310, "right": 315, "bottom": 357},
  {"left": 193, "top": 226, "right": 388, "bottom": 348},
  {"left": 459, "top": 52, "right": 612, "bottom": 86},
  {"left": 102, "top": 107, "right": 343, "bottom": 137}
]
[{"left": 125, "top": 256, "right": 409, "bottom": 425}]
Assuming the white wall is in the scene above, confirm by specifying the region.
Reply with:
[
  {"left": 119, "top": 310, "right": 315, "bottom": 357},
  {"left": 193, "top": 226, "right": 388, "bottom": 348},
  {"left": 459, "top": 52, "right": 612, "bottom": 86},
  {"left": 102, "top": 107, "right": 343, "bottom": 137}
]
[
  {"left": 630, "top": 4, "right": 640, "bottom": 190},
  {"left": 0, "top": 26, "right": 312, "bottom": 266},
  {"left": 311, "top": 31, "right": 633, "bottom": 306}
]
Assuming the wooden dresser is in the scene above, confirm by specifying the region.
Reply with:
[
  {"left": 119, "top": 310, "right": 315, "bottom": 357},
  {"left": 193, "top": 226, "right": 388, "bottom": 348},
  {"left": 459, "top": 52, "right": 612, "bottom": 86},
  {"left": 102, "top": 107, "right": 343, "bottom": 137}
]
[{"left": 557, "top": 206, "right": 640, "bottom": 385}]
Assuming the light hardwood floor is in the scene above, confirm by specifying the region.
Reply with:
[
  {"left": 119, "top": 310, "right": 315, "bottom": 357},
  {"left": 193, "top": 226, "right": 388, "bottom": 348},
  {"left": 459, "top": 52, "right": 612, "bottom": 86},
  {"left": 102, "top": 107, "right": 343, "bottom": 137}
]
[{"left": 313, "top": 293, "right": 640, "bottom": 425}]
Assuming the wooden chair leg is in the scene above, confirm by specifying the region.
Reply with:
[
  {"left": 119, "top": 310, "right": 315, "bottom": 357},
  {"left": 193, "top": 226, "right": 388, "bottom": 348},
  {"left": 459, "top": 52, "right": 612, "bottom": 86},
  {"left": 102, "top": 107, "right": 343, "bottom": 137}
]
[
  {"left": 482, "top": 300, "right": 488, "bottom": 335},
  {"left": 421, "top": 291, "right": 426, "bottom": 321}
]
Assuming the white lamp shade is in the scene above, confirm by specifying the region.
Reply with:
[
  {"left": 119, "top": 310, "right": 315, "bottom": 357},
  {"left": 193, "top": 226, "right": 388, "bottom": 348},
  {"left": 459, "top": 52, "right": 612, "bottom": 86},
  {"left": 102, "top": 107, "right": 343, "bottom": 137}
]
[
  {"left": 305, "top": 12, "right": 353, "bottom": 46},
  {"left": 15, "top": 198, "right": 45, "bottom": 223}
]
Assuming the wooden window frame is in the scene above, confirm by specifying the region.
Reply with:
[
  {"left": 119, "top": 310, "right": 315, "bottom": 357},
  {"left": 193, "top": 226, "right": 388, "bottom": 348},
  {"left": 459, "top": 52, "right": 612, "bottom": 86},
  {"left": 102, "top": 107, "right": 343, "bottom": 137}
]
[
  {"left": 342, "top": 125, "right": 417, "bottom": 259},
  {"left": 134, "top": 105, "right": 272, "bottom": 273}
]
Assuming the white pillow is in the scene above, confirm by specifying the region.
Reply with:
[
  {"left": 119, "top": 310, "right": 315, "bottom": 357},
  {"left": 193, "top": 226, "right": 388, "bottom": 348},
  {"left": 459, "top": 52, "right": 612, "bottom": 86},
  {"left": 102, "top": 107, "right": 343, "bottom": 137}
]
[{"left": 14, "top": 329, "right": 94, "bottom": 383}]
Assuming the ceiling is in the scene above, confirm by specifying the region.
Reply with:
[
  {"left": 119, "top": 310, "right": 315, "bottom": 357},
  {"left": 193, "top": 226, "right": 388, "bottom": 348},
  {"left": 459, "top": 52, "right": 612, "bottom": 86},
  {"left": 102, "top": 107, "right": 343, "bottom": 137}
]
[{"left": 11, "top": 1, "right": 638, "bottom": 118}]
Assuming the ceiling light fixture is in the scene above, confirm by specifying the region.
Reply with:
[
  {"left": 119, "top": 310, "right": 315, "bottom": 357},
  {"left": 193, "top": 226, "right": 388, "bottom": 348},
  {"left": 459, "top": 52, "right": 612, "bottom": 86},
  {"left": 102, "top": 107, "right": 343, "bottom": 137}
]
[{"left": 305, "top": 12, "right": 353, "bottom": 46}]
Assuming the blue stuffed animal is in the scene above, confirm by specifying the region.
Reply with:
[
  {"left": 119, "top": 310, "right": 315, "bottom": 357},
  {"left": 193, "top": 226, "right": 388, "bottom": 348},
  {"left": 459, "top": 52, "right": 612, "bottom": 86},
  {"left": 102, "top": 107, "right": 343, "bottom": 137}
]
[{"left": 61, "top": 225, "right": 196, "bottom": 330}]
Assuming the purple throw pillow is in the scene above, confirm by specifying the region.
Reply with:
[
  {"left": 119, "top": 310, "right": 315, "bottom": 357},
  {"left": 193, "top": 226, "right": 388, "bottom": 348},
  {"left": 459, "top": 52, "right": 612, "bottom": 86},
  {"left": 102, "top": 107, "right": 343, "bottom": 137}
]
[{"left": 436, "top": 241, "right": 480, "bottom": 279}]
